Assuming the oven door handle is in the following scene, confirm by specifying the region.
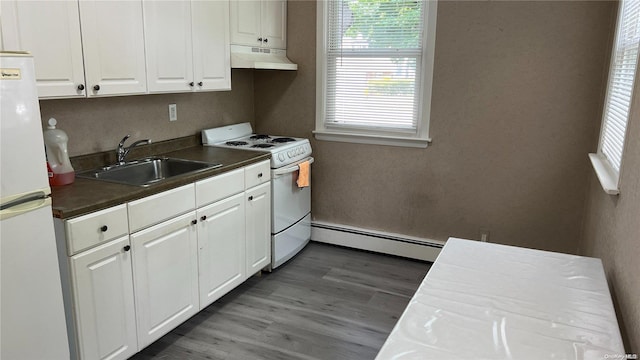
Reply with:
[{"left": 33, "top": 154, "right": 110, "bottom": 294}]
[{"left": 272, "top": 157, "right": 314, "bottom": 176}]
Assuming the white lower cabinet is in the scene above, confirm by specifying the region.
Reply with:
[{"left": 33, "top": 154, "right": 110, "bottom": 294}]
[
  {"left": 70, "top": 236, "right": 137, "bottom": 360},
  {"left": 130, "top": 212, "right": 199, "bottom": 349},
  {"left": 56, "top": 160, "right": 272, "bottom": 358},
  {"left": 246, "top": 182, "right": 271, "bottom": 276},
  {"left": 197, "top": 192, "right": 246, "bottom": 309}
]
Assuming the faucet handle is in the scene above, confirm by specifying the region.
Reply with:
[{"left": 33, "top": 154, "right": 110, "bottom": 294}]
[{"left": 118, "top": 134, "right": 131, "bottom": 148}]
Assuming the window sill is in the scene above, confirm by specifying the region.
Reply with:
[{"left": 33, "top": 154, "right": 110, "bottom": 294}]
[
  {"left": 313, "top": 130, "right": 431, "bottom": 148},
  {"left": 588, "top": 153, "right": 620, "bottom": 195}
]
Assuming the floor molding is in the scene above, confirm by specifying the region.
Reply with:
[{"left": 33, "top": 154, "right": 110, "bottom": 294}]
[{"left": 311, "top": 221, "right": 443, "bottom": 262}]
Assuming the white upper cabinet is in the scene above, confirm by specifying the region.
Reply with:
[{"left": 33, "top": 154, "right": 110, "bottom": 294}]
[
  {"left": 79, "top": 0, "right": 147, "bottom": 96},
  {"left": 192, "top": 0, "right": 231, "bottom": 91},
  {"left": 261, "top": 0, "right": 287, "bottom": 49},
  {"left": 143, "top": 0, "right": 231, "bottom": 93},
  {"left": 1, "top": 1, "right": 86, "bottom": 98},
  {"left": 1, "top": 0, "right": 147, "bottom": 98},
  {"left": 230, "top": 0, "right": 287, "bottom": 49},
  {"left": 143, "top": 1, "right": 193, "bottom": 93}
]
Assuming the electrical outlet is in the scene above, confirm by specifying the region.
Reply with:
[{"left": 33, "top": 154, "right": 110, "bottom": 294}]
[
  {"left": 169, "top": 104, "right": 177, "bottom": 121},
  {"left": 480, "top": 230, "right": 490, "bottom": 242}
]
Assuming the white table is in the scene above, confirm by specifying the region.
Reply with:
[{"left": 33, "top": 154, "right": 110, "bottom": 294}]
[{"left": 376, "top": 238, "right": 625, "bottom": 360}]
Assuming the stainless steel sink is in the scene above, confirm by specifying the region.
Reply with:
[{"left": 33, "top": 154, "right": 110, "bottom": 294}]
[{"left": 76, "top": 157, "right": 222, "bottom": 187}]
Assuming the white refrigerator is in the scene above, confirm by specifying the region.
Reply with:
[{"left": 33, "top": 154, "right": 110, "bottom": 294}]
[{"left": 0, "top": 52, "right": 70, "bottom": 359}]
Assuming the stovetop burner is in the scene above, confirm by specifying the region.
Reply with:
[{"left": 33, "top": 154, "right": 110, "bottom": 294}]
[
  {"left": 226, "top": 141, "right": 249, "bottom": 146},
  {"left": 250, "top": 134, "right": 271, "bottom": 140},
  {"left": 252, "top": 143, "right": 275, "bottom": 148},
  {"left": 271, "top": 137, "right": 296, "bottom": 143}
]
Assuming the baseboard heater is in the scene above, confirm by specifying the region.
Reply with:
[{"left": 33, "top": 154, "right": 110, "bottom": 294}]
[{"left": 311, "top": 221, "right": 443, "bottom": 262}]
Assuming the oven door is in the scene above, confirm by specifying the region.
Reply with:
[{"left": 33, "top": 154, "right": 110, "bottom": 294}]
[{"left": 271, "top": 157, "right": 313, "bottom": 234}]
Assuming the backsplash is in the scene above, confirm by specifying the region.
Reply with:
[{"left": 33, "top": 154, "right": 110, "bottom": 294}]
[
  {"left": 68, "top": 135, "right": 200, "bottom": 172},
  {"left": 38, "top": 69, "right": 254, "bottom": 157}
]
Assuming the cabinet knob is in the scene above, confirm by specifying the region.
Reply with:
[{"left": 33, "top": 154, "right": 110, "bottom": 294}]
[
  {"left": 77, "top": 84, "right": 85, "bottom": 91},
  {"left": 100, "top": 225, "right": 108, "bottom": 232},
  {"left": 198, "top": 81, "right": 203, "bottom": 87},
  {"left": 257, "top": 173, "right": 263, "bottom": 178},
  {"left": 258, "top": 37, "right": 263, "bottom": 42},
  {"left": 189, "top": 82, "right": 194, "bottom": 87},
  {"left": 93, "top": 85, "right": 100, "bottom": 91},
  {"left": 191, "top": 219, "right": 198, "bottom": 225},
  {"left": 248, "top": 196, "right": 254, "bottom": 201},
  {"left": 263, "top": 38, "right": 268, "bottom": 43},
  {"left": 123, "top": 245, "right": 131, "bottom": 252}
]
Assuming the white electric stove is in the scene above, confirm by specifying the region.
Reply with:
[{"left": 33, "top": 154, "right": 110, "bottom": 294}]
[{"left": 201, "top": 123, "right": 313, "bottom": 270}]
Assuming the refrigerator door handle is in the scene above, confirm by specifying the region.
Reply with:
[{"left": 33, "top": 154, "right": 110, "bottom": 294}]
[
  {"left": 0, "top": 196, "right": 51, "bottom": 220},
  {"left": 0, "top": 190, "right": 47, "bottom": 210}
]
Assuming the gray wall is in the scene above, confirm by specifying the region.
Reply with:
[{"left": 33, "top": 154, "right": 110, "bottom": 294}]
[
  {"left": 581, "top": 75, "right": 640, "bottom": 351},
  {"left": 39, "top": 70, "right": 255, "bottom": 156},
  {"left": 255, "top": 0, "right": 615, "bottom": 254}
]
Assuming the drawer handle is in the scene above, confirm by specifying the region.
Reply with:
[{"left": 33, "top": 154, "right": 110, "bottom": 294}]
[
  {"left": 191, "top": 219, "right": 198, "bottom": 225},
  {"left": 258, "top": 173, "right": 263, "bottom": 178},
  {"left": 248, "top": 196, "right": 254, "bottom": 201},
  {"left": 100, "top": 225, "right": 108, "bottom": 232},
  {"left": 123, "top": 245, "right": 131, "bottom": 252},
  {"left": 200, "top": 215, "right": 207, "bottom": 221}
]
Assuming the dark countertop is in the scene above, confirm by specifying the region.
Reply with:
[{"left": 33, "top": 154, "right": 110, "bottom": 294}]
[{"left": 51, "top": 146, "right": 270, "bottom": 219}]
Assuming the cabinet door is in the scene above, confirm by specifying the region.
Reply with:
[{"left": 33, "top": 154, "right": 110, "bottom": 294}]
[
  {"left": 0, "top": 1, "right": 86, "bottom": 98},
  {"left": 192, "top": 0, "right": 231, "bottom": 91},
  {"left": 245, "top": 182, "right": 271, "bottom": 276},
  {"left": 261, "top": 0, "right": 287, "bottom": 49},
  {"left": 143, "top": 0, "right": 194, "bottom": 93},
  {"left": 131, "top": 212, "right": 199, "bottom": 349},
  {"left": 197, "top": 193, "right": 245, "bottom": 309},
  {"left": 70, "top": 236, "right": 137, "bottom": 360},
  {"left": 230, "top": 0, "right": 262, "bottom": 47},
  {"left": 79, "top": 0, "right": 147, "bottom": 96}
]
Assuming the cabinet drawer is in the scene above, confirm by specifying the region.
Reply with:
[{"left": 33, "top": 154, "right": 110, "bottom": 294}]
[
  {"left": 128, "top": 184, "right": 195, "bottom": 233},
  {"left": 244, "top": 160, "right": 271, "bottom": 189},
  {"left": 195, "top": 168, "right": 244, "bottom": 208},
  {"left": 65, "top": 204, "right": 128, "bottom": 255}
]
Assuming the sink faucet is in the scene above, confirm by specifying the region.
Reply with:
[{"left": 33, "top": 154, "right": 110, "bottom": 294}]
[{"left": 117, "top": 135, "right": 151, "bottom": 165}]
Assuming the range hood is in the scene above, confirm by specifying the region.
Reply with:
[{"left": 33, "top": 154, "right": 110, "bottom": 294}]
[{"left": 231, "top": 45, "right": 298, "bottom": 71}]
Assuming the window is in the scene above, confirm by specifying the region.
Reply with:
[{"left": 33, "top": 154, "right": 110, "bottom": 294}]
[
  {"left": 590, "top": 0, "right": 640, "bottom": 195},
  {"left": 315, "top": 0, "right": 437, "bottom": 148}
]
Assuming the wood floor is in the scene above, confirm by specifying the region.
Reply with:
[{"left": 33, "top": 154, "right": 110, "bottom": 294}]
[{"left": 131, "top": 242, "right": 431, "bottom": 360}]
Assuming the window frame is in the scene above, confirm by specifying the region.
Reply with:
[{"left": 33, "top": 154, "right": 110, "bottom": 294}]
[
  {"left": 590, "top": 0, "right": 639, "bottom": 195},
  {"left": 314, "top": 0, "right": 438, "bottom": 148}
]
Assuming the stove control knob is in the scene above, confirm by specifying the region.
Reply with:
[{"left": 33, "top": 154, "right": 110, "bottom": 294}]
[
  {"left": 278, "top": 153, "right": 285, "bottom": 162},
  {"left": 287, "top": 151, "right": 293, "bottom": 158}
]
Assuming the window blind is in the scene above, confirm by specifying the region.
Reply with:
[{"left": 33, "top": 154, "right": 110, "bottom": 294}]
[
  {"left": 600, "top": 0, "right": 640, "bottom": 173},
  {"left": 325, "top": 0, "right": 425, "bottom": 132}
]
